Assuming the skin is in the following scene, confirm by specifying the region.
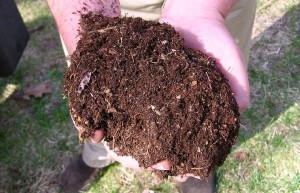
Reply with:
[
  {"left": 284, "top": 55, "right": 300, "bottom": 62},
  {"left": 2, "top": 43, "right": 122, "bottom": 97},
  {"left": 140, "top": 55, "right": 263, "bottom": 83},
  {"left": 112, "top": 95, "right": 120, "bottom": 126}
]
[
  {"left": 47, "top": 0, "right": 250, "bottom": 181},
  {"left": 47, "top": 0, "right": 121, "bottom": 54},
  {"left": 160, "top": 0, "right": 249, "bottom": 114}
]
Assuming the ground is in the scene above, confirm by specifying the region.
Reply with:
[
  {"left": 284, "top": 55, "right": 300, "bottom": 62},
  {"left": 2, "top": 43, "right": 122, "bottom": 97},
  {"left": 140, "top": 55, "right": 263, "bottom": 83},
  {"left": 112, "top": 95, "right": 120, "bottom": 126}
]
[{"left": 0, "top": 0, "right": 299, "bottom": 193}]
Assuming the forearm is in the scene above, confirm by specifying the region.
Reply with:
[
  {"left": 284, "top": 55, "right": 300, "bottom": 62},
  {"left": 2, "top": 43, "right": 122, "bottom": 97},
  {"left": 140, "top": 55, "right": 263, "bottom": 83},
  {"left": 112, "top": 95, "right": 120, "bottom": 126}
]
[{"left": 47, "top": 0, "right": 120, "bottom": 54}]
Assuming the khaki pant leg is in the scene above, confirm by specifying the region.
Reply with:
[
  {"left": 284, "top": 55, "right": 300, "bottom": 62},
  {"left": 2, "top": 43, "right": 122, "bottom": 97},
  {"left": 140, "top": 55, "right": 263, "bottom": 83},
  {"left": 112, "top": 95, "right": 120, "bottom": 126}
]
[
  {"left": 120, "top": 0, "right": 163, "bottom": 21},
  {"left": 225, "top": 0, "right": 257, "bottom": 67},
  {"left": 82, "top": 142, "right": 115, "bottom": 168}
]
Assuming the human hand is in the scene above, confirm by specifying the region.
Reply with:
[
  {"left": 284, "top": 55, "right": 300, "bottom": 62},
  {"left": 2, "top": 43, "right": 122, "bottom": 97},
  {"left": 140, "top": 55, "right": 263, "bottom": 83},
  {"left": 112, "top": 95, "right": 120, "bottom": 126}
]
[
  {"left": 51, "top": 0, "right": 250, "bottom": 181},
  {"left": 90, "top": 128, "right": 194, "bottom": 182},
  {"left": 48, "top": 0, "right": 170, "bottom": 173},
  {"left": 158, "top": 0, "right": 250, "bottom": 181},
  {"left": 160, "top": 0, "right": 250, "bottom": 114},
  {"left": 71, "top": 114, "right": 170, "bottom": 171}
]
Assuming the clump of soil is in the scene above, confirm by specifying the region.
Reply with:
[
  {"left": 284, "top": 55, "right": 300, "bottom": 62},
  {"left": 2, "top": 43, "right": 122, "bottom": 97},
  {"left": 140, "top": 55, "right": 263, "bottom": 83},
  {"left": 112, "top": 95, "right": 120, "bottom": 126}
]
[{"left": 63, "top": 13, "right": 240, "bottom": 179}]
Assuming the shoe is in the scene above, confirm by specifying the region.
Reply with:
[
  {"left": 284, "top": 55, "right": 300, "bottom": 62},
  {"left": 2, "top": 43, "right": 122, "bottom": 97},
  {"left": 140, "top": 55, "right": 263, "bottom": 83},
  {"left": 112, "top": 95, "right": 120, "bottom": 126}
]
[
  {"left": 60, "top": 154, "right": 98, "bottom": 193},
  {"left": 179, "top": 173, "right": 215, "bottom": 193}
]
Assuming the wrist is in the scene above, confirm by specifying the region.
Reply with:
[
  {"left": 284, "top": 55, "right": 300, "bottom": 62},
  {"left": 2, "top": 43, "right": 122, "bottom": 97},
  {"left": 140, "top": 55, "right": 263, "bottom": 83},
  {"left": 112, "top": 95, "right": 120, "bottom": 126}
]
[{"left": 47, "top": 0, "right": 120, "bottom": 54}]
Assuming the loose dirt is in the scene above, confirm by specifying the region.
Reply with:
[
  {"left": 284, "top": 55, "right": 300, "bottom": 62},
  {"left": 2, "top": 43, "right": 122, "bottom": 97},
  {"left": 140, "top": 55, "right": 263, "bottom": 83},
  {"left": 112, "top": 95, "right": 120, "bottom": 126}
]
[{"left": 63, "top": 13, "right": 240, "bottom": 179}]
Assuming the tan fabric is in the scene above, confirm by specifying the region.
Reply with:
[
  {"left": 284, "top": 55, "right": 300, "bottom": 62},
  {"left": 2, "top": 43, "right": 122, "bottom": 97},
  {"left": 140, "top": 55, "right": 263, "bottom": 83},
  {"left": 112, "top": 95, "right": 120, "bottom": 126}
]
[
  {"left": 82, "top": 141, "right": 115, "bottom": 168},
  {"left": 60, "top": 0, "right": 256, "bottom": 168},
  {"left": 225, "top": 0, "right": 257, "bottom": 66},
  {"left": 120, "top": 0, "right": 164, "bottom": 21}
]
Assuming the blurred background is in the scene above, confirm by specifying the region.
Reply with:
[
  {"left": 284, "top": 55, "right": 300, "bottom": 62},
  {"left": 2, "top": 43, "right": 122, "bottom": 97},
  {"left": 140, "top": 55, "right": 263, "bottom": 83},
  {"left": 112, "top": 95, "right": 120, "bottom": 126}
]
[{"left": 0, "top": 0, "right": 299, "bottom": 192}]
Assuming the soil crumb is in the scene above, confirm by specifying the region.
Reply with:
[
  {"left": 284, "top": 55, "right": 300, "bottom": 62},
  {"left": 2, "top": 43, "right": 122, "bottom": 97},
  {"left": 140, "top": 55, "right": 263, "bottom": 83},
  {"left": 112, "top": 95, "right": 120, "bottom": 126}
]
[{"left": 63, "top": 13, "right": 240, "bottom": 179}]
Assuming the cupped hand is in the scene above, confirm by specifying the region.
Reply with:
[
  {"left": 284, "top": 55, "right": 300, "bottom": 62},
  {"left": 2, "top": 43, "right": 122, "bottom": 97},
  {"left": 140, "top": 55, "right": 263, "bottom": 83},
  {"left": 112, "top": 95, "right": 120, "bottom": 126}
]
[
  {"left": 51, "top": 0, "right": 250, "bottom": 182},
  {"left": 160, "top": 1, "right": 250, "bottom": 114},
  {"left": 91, "top": 129, "right": 171, "bottom": 171},
  {"left": 72, "top": 116, "right": 171, "bottom": 171},
  {"left": 50, "top": 0, "right": 171, "bottom": 176},
  {"left": 81, "top": 127, "right": 197, "bottom": 182},
  {"left": 158, "top": 0, "right": 250, "bottom": 181}
]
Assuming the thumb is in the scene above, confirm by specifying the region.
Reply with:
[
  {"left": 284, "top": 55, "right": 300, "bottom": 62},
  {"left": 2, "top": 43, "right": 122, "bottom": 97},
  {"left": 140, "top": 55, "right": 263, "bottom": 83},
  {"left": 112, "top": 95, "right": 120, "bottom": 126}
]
[{"left": 90, "top": 129, "right": 105, "bottom": 143}]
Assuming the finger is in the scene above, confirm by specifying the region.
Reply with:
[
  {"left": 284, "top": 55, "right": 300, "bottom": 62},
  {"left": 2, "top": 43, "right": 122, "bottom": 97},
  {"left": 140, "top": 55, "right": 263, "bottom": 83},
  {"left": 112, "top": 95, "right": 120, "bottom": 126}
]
[
  {"left": 90, "top": 129, "right": 105, "bottom": 143},
  {"left": 149, "top": 160, "right": 171, "bottom": 171}
]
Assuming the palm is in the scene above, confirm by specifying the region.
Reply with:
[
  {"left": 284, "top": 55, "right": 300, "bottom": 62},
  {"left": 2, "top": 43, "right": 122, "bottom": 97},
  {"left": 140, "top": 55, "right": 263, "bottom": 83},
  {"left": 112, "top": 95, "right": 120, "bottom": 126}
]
[{"left": 160, "top": 18, "right": 250, "bottom": 113}]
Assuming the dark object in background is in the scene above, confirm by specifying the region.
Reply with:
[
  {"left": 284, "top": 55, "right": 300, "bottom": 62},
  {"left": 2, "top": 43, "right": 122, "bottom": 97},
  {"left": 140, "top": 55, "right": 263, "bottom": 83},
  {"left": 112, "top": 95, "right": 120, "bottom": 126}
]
[{"left": 0, "top": 0, "right": 29, "bottom": 77}]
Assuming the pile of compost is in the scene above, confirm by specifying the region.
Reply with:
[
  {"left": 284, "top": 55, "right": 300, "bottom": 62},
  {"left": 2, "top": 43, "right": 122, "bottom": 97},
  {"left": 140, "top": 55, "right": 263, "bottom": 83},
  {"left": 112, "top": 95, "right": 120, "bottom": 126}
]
[{"left": 63, "top": 13, "right": 240, "bottom": 179}]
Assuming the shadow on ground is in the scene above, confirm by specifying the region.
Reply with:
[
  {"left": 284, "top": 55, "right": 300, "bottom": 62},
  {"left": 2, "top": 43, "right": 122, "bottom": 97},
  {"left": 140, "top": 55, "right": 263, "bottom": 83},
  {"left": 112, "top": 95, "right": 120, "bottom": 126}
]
[{"left": 240, "top": 2, "right": 299, "bottom": 141}]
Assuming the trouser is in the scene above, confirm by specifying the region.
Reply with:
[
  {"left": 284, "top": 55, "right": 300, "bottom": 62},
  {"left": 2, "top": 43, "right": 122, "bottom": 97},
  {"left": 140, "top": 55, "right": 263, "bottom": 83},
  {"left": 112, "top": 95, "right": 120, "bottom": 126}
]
[{"left": 61, "top": 0, "right": 257, "bottom": 168}]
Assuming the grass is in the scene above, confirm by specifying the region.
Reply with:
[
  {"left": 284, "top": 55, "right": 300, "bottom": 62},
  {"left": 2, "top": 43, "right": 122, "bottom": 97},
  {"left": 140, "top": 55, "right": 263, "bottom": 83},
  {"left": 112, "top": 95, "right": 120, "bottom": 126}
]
[
  {"left": 87, "top": 164, "right": 178, "bottom": 193},
  {"left": 0, "top": 0, "right": 299, "bottom": 192},
  {"left": 217, "top": 105, "right": 300, "bottom": 192},
  {"left": 216, "top": 0, "right": 300, "bottom": 192},
  {"left": 0, "top": 1, "right": 79, "bottom": 192}
]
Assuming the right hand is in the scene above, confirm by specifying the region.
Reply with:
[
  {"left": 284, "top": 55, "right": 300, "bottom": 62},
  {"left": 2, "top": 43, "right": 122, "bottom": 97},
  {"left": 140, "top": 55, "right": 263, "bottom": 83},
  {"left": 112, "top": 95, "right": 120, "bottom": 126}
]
[{"left": 91, "top": 129, "right": 172, "bottom": 171}]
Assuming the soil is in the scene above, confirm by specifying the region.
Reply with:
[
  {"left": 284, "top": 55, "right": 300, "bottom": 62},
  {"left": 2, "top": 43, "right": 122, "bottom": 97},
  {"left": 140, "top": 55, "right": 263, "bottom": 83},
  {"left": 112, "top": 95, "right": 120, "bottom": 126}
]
[{"left": 63, "top": 13, "right": 240, "bottom": 179}]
